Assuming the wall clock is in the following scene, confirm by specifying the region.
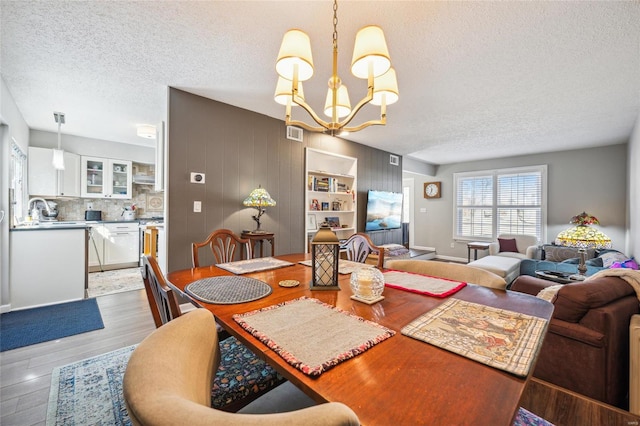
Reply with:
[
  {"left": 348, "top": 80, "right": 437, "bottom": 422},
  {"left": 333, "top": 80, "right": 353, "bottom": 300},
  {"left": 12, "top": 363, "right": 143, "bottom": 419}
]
[{"left": 424, "top": 182, "right": 441, "bottom": 199}]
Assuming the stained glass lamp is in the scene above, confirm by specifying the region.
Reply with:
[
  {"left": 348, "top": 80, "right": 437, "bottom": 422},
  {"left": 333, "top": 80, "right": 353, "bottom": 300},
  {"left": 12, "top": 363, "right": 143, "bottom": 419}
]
[
  {"left": 554, "top": 212, "right": 612, "bottom": 249},
  {"left": 243, "top": 185, "right": 276, "bottom": 233}
]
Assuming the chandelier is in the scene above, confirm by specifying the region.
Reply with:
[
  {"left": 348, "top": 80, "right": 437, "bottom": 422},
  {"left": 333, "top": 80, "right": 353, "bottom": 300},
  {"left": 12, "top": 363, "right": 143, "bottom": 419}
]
[{"left": 274, "top": 0, "right": 399, "bottom": 136}]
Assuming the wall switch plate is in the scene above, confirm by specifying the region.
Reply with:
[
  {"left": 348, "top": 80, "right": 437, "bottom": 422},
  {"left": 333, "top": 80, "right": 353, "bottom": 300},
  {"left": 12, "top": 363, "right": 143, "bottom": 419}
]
[
  {"left": 450, "top": 242, "right": 455, "bottom": 248},
  {"left": 190, "top": 172, "right": 205, "bottom": 184},
  {"left": 87, "top": 202, "right": 94, "bottom": 210},
  {"left": 193, "top": 201, "right": 202, "bottom": 212},
  {"left": 419, "top": 208, "right": 426, "bottom": 213}
]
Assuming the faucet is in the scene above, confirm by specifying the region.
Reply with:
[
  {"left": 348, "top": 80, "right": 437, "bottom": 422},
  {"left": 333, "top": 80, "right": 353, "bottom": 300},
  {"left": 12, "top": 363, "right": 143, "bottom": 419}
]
[{"left": 28, "top": 197, "right": 52, "bottom": 219}]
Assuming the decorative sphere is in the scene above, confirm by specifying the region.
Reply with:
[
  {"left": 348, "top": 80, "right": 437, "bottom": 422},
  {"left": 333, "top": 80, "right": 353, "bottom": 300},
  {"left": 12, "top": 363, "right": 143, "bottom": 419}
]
[{"left": 350, "top": 268, "right": 385, "bottom": 300}]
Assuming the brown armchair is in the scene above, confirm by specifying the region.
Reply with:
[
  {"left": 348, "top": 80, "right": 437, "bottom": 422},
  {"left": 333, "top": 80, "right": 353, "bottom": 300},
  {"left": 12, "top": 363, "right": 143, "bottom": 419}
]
[{"left": 511, "top": 274, "right": 640, "bottom": 409}]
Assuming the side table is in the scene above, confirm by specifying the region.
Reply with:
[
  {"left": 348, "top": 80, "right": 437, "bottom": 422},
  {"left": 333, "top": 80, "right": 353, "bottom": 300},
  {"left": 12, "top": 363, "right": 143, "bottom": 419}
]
[
  {"left": 467, "top": 241, "right": 491, "bottom": 263},
  {"left": 241, "top": 231, "right": 275, "bottom": 258}
]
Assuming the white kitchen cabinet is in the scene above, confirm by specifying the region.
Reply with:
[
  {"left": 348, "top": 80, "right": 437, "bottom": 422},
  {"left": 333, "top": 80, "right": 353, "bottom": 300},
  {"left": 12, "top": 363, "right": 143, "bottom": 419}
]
[
  {"left": 88, "top": 224, "right": 106, "bottom": 270},
  {"left": 28, "top": 147, "right": 81, "bottom": 197},
  {"left": 80, "top": 156, "right": 132, "bottom": 199},
  {"left": 103, "top": 223, "right": 139, "bottom": 265}
]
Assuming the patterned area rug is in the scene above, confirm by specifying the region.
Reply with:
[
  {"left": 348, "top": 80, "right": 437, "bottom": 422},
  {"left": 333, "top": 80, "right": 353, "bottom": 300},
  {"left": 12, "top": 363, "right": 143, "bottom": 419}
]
[
  {"left": 46, "top": 344, "right": 553, "bottom": 425},
  {"left": 87, "top": 267, "right": 144, "bottom": 298}
]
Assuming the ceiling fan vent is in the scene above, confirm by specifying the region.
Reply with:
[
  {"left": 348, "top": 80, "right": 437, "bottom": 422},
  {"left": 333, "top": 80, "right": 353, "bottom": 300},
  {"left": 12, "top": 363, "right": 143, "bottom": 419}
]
[{"left": 286, "top": 126, "right": 303, "bottom": 142}]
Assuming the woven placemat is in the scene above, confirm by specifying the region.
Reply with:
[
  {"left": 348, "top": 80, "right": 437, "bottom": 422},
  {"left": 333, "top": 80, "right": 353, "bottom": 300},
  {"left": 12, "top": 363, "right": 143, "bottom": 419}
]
[
  {"left": 233, "top": 297, "right": 395, "bottom": 376},
  {"left": 186, "top": 276, "right": 272, "bottom": 304}
]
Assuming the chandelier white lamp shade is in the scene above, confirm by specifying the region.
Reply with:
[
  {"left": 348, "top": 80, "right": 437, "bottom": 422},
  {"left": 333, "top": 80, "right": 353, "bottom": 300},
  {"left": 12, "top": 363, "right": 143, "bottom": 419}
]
[
  {"left": 274, "top": 77, "right": 305, "bottom": 106},
  {"left": 274, "top": 0, "right": 399, "bottom": 136}
]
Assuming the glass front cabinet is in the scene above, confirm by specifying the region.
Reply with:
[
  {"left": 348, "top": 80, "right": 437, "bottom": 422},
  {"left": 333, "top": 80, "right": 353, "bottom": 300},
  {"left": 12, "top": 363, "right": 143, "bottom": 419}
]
[{"left": 81, "top": 156, "right": 132, "bottom": 199}]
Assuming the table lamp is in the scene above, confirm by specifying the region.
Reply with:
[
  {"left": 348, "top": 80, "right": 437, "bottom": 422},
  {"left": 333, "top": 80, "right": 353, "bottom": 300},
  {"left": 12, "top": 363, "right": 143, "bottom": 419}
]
[
  {"left": 554, "top": 211, "right": 612, "bottom": 249},
  {"left": 243, "top": 185, "right": 276, "bottom": 233}
]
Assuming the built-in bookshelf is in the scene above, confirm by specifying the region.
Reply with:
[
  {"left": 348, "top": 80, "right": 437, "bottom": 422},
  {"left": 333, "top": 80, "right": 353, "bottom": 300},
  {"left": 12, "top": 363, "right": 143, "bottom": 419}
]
[{"left": 305, "top": 148, "right": 357, "bottom": 252}]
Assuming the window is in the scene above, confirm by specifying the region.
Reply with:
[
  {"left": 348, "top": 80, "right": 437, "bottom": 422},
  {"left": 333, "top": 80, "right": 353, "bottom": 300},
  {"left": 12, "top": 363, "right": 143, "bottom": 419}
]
[{"left": 454, "top": 165, "right": 546, "bottom": 241}]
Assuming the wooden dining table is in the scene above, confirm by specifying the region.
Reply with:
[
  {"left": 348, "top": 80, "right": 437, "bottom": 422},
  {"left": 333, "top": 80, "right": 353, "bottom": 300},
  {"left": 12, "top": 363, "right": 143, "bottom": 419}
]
[{"left": 167, "top": 253, "right": 553, "bottom": 426}]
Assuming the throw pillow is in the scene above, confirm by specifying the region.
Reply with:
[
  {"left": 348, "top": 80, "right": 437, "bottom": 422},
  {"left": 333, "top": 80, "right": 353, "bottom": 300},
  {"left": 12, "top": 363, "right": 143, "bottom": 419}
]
[
  {"left": 599, "top": 251, "right": 628, "bottom": 268},
  {"left": 498, "top": 238, "right": 519, "bottom": 253},
  {"left": 585, "top": 258, "right": 604, "bottom": 267},
  {"left": 543, "top": 245, "right": 596, "bottom": 263},
  {"left": 610, "top": 258, "right": 639, "bottom": 270}
]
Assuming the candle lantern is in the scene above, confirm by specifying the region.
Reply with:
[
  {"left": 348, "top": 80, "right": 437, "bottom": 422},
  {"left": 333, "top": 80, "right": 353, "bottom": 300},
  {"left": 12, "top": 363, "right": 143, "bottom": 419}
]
[{"left": 310, "top": 224, "right": 340, "bottom": 290}]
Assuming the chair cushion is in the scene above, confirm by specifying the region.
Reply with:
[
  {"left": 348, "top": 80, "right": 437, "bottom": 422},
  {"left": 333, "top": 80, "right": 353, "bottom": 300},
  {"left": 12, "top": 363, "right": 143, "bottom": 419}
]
[
  {"left": 498, "top": 238, "right": 519, "bottom": 253},
  {"left": 212, "top": 336, "right": 285, "bottom": 410}
]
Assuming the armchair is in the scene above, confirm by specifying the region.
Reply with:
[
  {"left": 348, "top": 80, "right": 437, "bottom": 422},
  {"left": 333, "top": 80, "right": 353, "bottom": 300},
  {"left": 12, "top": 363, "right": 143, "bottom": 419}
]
[{"left": 488, "top": 233, "right": 538, "bottom": 259}]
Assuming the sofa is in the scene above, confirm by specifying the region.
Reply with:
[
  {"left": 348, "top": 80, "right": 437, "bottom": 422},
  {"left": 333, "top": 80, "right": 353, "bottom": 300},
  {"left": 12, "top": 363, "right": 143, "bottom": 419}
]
[
  {"left": 511, "top": 272, "right": 640, "bottom": 409},
  {"left": 386, "top": 259, "right": 507, "bottom": 290},
  {"left": 519, "top": 245, "right": 630, "bottom": 278},
  {"left": 468, "top": 234, "right": 538, "bottom": 284}
]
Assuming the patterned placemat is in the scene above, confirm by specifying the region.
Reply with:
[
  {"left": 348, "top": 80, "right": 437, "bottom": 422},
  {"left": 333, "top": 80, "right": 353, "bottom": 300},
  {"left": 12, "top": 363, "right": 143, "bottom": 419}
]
[
  {"left": 216, "top": 257, "right": 295, "bottom": 275},
  {"left": 298, "top": 259, "right": 374, "bottom": 274},
  {"left": 233, "top": 297, "right": 395, "bottom": 376},
  {"left": 402, "top": 298, "right": 548, "bottom": 377},
  {"left": 383, "top": 270, "right": 466, "bottom": 298},
  {"left": 186, "top": 276, "right": 272, "bottom": 304}
]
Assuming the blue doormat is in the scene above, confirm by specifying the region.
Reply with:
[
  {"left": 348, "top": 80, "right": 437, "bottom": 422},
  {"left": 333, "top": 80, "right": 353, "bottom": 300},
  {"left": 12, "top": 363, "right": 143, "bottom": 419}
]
[{"left": 0, "top": 298, "right": 104, "bottom": 352}]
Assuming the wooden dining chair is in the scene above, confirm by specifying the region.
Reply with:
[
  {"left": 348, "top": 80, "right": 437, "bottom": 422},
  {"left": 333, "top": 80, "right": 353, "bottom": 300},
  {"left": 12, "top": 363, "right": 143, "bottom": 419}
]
[
  {"left": 140, "top": 255, "right": 285, "bottom": 412},
  {"left": 123, "top": 309, "right": 360, "bottom": 426},
  {"left": 341, "top": 233, "right": 385, "bottom": 269},
  {"left": 192, "top": 229, "right": 252, "bottom": 267}
]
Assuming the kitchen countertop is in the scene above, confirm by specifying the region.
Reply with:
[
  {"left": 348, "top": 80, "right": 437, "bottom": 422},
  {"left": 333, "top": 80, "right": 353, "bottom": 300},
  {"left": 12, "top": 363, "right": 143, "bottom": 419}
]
[{"left": 11, "top": 219, "right": 161, "bottom": 231}]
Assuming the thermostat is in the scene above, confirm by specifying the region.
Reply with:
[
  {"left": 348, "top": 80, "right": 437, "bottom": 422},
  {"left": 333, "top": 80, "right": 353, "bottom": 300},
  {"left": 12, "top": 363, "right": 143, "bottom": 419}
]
[{"left": 190, "top": 172, "right": 205, "bottom": 184}]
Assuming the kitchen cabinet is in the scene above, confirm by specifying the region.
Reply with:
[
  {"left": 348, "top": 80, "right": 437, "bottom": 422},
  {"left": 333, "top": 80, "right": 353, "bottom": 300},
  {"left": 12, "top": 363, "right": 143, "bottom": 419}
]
[
  {"left": 305, "top": 148, "right": 357, "bottom": 252},
  {"left": 80, "top": 156, "right": 132, "bottom": 199},
  {"left": 88, "top": 222, "right": 138, "bottom": 271},
  {"left": 28, "top": 147, "right": 81, "bottom": 197}
]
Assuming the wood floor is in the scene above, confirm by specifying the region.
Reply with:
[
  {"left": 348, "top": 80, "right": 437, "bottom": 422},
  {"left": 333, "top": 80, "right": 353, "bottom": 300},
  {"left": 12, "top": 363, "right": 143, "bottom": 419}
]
[{"left": 0, "top": 289, "right": 156, "bottom": 426}]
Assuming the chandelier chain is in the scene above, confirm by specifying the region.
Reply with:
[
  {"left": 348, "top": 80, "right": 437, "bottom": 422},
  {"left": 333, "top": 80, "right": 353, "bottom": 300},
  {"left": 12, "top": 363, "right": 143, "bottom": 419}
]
[{"left": 332, "top": 0, "right": 338, "bottom": 51}]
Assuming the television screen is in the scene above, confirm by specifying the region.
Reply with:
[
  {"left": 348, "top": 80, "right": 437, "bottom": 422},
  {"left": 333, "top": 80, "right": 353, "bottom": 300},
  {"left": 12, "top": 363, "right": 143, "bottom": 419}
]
[{"left": 365, "top": 190, "right": 403, "bottom": 231}]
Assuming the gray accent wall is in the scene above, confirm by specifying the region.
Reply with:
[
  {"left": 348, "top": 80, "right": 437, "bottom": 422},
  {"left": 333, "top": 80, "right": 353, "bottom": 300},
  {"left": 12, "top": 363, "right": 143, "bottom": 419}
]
[
  {"left": 406, "top": 143, "right": 630, "bottom": 259},
  {"left": 166, "top": 88, "right": 402, "bottom": 272}
]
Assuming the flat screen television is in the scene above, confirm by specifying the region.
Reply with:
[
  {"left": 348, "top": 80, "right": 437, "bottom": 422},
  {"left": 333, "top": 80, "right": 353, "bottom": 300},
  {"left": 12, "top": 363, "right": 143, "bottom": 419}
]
[{"left": 365, "top": 190, "right": 403, "bottom": 231}]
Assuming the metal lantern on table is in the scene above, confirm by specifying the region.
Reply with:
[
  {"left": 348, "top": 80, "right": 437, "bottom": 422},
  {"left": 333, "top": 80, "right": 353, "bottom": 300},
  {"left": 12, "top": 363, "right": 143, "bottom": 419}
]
[{"left": 310, "top": 224, "right": 340, "bottom": 290}]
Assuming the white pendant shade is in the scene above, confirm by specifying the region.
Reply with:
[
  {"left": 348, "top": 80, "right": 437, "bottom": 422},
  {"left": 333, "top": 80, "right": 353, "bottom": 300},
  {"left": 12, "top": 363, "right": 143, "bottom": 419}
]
[
  {"left": 276, "top": 29, "right": 314, "bottom": 82},
  {"left": 350, "top": 25, "right": 391, "bottom": 79},
  {"left": 371, "top": 67, "right": 399, "bottom": 106},
  {"left": 274, "top": 77, "right": 304, "bottom": 106},
  {"left": 324, "top": 85, "right": 351, "bottom": 118},
  {"left": 52, "top": 149, "right": 65, "bottom": 170}
]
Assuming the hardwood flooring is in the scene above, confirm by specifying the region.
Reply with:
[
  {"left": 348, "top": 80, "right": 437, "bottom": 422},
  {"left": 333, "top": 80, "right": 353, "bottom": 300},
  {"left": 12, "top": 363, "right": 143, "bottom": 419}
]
[{"left": 0, "top": 289, "right": 156, "bottom": 426}]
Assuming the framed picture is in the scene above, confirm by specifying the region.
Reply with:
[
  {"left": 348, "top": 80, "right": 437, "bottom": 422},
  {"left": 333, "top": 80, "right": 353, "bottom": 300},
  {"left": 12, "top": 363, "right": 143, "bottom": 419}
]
[
  {"left": 332, "top": 200, "right": 342, "bottom": 211},
  {"left": 307, "top": 214, "right": 317, "bottom": 230},
  {"left": 146, "top": 193, "right": 164, "bottom": 212},
  {"left": 321, "top": 202, "right": 329, "bottom": 211},
  {"left": 325, "top": 216, "right": 340, "bottom": 228},
  {"left": 310, "top": 199, "right": 320, "bottom": 211}
]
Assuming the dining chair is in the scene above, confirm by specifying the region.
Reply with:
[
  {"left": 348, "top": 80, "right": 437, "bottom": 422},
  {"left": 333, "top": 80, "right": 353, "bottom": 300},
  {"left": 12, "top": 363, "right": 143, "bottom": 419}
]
[
  {"left": 140, "top": 255, "right": 285, "bottom": 412},
  {"left": 341, "top": 233, "right": 385, "bottom": 269},
  {"left": 192, "top": 229, "right": 252, "bottom": 267},
  {"left": 123, "top": 309, "right": 360, "bottom": 426}
]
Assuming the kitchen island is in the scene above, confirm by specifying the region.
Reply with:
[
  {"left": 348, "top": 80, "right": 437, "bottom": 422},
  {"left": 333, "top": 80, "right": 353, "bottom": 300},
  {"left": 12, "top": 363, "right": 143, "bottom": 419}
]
[{"left": 9, "top": 225, "right": 88, "bottom": 310}]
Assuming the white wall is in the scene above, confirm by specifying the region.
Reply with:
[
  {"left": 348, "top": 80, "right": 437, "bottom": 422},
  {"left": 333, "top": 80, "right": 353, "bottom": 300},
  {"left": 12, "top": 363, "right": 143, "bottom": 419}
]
[
  {"left": 628, "top": 112, "right": 639, "bottom": 258},
  {"left": 406, "top": 143, "right": 630, "bottom": 260},
  {"left": 0, "top": 77, "right": 30, "bottom": 311}
]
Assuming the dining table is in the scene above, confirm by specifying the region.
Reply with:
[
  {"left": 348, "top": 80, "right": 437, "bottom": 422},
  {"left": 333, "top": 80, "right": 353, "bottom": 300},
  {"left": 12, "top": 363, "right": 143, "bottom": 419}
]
[{"left": 166, "top": 253, "right": 554, "bottom": 425}]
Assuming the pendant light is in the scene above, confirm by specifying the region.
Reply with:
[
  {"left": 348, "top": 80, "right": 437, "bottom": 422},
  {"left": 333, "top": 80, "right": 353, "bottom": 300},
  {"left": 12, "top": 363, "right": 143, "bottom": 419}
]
[{"left": 52, "top": 112, "right": 65, "bottom": 170}]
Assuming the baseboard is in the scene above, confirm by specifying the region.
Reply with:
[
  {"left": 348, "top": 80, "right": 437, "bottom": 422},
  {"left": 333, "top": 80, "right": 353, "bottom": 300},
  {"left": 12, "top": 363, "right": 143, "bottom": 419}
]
[
  {"left": 0, "top": 303, "right": 11, "bottom": 313},
  {"left": 435, "top": 254, "right": 467, "bottom": 263}
]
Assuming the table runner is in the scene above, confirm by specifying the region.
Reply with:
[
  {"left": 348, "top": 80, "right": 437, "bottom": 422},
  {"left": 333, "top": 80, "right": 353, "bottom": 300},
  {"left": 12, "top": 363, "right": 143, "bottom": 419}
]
[
  {"left": 383, "top": 270, "right": 466, "bottom": 297},
  {"left": 215, "top": 257, "right": 294, "bottom": 275},
  {"left": 186, "top": 276, "right": 272, "bottom": 304},
  {"left": 402, "top": 298, "right": 548, "bottom": 377},
  {"left": 233, "top": 297, "right": 395, "bottom": 376},
  {"left": 298, "top": 259, "right": 374, "bottom": 274}
]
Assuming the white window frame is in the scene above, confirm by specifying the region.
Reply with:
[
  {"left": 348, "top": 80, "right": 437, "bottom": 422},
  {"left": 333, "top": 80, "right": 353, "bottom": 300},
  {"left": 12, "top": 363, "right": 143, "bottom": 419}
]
[{"left": 453, "top": 165, "right": 547, "bottom": 242}]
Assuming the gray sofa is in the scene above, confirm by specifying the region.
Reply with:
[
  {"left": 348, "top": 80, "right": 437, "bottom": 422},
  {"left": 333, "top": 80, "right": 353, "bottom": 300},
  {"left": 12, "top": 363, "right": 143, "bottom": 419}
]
[{"left": 519, "top": 245, "right": 625, "bottom": 278}]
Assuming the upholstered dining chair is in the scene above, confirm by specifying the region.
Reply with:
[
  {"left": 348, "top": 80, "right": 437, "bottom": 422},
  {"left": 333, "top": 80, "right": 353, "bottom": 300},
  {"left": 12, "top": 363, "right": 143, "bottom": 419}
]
[
  {"left": 123, "top": 309, "right": 360, "bottom": 426},
  {"left": 341, "top": 233, "right": 385, "bottom": 269},
  {"left": 140, "top": 255, "right": 285, "bottom": 412},
  {"left": 192, "top": 229, "right": 252, "bottom": 267}
]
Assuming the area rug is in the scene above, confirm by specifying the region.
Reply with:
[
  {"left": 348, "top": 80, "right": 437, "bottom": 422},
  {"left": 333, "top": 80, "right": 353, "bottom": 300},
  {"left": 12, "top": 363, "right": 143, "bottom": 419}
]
[
  {"left": 87, "top": 267, "right": 144, "bottom": 298},
  {"left": 402, "top": 298, "right": 548, "bottom": 377},
  {"left": 0, "top": 298, "right": 104, "bottom": 352},
  {"left": 45, "top": 343, "right": 554, "bottom": 426},
  {"left": 46, "top": 345, "right": 135, "bottom": 426},
  {"left": 233, "top": 297, "right": 395, "bottom": 376}
]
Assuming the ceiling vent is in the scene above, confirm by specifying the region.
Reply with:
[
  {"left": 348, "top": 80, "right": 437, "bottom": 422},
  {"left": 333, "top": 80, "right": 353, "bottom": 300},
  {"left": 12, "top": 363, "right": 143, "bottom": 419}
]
[
  {"left": 390, "top": 154, "right": 399, "bottom": 166},
  {"left": 286, "top": 126, "right": 303, "bottom": 142}
]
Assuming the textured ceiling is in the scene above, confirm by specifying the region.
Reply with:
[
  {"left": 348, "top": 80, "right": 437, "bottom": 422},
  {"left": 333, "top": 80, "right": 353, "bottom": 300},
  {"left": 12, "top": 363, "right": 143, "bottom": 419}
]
[{"left": 1, "top": 1, "right": 639, "bottom": 165}]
